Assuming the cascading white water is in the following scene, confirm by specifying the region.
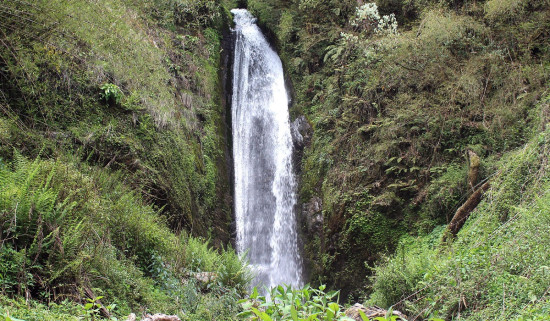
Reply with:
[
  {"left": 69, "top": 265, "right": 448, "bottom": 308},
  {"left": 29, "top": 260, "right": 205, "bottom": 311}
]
[{"left": 231, "top": 9, "right": 303, "bottom": 291}]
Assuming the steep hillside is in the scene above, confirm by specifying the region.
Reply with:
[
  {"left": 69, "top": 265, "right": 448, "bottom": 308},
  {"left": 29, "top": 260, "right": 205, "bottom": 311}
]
[
  {"left": 246, "top": 0, "right": 549, "bottom": 298},
  {"left": 370, "top": 114, "right": 550, "bottom": 320},
  {"left": 0, "top": 0, "right": 233, "bottom": 240},
  {"left": 0, "top": 0, "right": 250, "bottom": 319}
]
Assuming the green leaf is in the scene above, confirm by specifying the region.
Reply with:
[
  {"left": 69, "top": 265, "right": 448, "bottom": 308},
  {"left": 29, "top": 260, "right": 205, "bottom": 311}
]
[
  {"left": 4, "top": 316, "right": 26, "bottom": 321},
  {"left": 358, "top": 310, "right": 370, "bottom": 321},
  {"left": 251, "top": 307, "right": 274, "bottom": 321},
  {"left": 291, "top": 305, "right": 298, "bottom": 321},
  {"left": 236, "top": 311, "right": 254, "bottom": 318},
  {"left": 307, "top": 313, "right": 319, "bottom": 321},
  {"left": 325, "top": 309, "right": 335, "bottom": 321},
  {"left": 251, "top": 287, "right": 259, "bottom": 299}
]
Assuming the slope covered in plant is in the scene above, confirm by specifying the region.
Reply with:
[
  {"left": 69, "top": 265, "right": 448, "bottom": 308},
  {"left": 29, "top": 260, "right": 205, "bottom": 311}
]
[
  {"left": 0, "top": 154, "right": 250, "bottom": 319},
  {"left": 245, "top": 0, "right": 550, "bottom": 297},
  {"left": 0, "top": 0, "right": 233, "bottom": 240},
  {"left": 0, "top": 0, "right": 250, "bottom": 319},
  {"left": 369, "top": 102, "right": 550, "bottom": 319}
]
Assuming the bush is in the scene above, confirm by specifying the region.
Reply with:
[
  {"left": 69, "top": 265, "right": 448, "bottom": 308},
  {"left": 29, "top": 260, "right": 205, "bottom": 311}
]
[
  {"left": 368, "top": 129, "right": 550, "bottom": 320},
  {"left": 100, "top": 83, "right": 124, "bottom": 105},
  {"left": 0, "top": 153, "right": 250, "bottom": 318},
  {"left": 368, "top": 229, "right": 442, "bottom": 309},
  {"left": 238, "top": 285, "right": 354, "bottom": 321},
  {"left": 485, "top": 0, "right": 526, "bottom": 22}
]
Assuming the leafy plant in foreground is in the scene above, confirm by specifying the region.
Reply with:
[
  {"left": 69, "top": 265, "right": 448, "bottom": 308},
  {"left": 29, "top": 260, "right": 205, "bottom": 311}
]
[
  {"left": 100, "top": 83, "right": 124, "bottom": 105},
  {"left": 238, "top": 284, "right": 353, "bottom": 321}
]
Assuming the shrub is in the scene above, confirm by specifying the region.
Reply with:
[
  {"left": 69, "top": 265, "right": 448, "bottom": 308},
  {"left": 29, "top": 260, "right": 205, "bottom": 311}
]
[
  {"left": 0, "top": 153, "right": 250, "bottom": 317},
  {"left": 485, "top": 0, "right": 526, "bottom": 22},
  {"left": 238, "top": 284, "right": 354, "bottom": 321},
  {"left": 100, "top": 83, "right": 124, "bottom": 105},
  {"left": 368, "top": 129, "right": 550, "bottom": 320}
]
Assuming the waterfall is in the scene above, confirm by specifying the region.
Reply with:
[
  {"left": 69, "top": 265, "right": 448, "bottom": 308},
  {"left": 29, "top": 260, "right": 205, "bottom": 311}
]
[{"left": 231, "top": 9, "right": 303, "bottom": 291}]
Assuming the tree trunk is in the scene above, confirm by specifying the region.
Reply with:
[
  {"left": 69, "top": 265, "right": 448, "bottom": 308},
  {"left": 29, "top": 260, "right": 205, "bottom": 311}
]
[{"left": 442, "top": 180, "right": 490, "bottom": 242}]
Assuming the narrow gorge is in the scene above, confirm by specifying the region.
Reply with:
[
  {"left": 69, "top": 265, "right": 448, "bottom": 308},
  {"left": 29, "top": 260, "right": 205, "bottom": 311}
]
[{"left": 1, "top": 0, "right": 549, "bottom": 320}]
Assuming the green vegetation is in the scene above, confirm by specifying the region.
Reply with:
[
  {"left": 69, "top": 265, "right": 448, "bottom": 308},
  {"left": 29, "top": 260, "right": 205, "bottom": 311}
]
[
  {"left": 0, "top": 0, "right": 250, "bottom": 319},
  {"left": 246, "top": 0, "right": 550, "bottom": 302},
  {"left": 369, "top": 123, "right": 550, "bottom": 320},
  {"left": 2, "top": 0, "right": 549, "bottom": 319},
  {"left": 0, "top": 0, "right": 233, "bottom": 240},
  {"left": 238, "top": 285, "right": 352, "bottom": 321},
  {"left": 0, "top": 153, "right": 250, "bottom": 319}
]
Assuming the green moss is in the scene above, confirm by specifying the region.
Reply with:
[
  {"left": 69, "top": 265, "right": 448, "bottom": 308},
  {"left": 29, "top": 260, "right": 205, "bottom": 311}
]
[{"left": 0, "top": 0, "right": 240, "bottom": 317}]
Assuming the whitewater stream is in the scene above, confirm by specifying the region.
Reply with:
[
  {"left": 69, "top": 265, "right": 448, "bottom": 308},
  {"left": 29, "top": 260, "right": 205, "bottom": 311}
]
[{"left": 231, "top": 8, "right": 303, "bottom": 291}]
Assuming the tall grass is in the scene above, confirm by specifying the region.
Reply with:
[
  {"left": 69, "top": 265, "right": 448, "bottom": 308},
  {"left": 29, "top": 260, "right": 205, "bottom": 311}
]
[
  {"left": 369, "top": 124, "right": 550, "bottom": 320},
  {"left": 0, "top": 154, "right": 250, "bottom": 319}
]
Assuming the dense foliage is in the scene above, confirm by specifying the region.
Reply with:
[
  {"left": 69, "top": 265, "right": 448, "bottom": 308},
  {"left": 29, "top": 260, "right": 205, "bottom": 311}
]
[
  {"left": 246, "top": 0, "right": 550, "bottom": 300},
  {"left": 238, "top": 285, "right": 353, "bottom": 321},
  {"left": 1, "top": 0, "right": 549, "bottom": 319},
  {"left": 0, "top": 0, "right": 251, "bottom": 319},
  {"left": 0, "top": 0, "right": 232, "bottom": 240},
  {"left": 370, "top": 119, "right": 550, "bottom": 320}
]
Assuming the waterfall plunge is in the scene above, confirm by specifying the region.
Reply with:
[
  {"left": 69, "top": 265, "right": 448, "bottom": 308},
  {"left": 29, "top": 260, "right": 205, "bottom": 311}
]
[{"left": 231, "top": 9, "right": 303, "bottom": 291}]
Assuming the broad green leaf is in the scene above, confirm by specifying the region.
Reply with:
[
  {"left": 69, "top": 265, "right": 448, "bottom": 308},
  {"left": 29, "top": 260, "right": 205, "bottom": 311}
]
[
  {"left": 291, "top": 305, "right": 298, "bottom": 321},
  {"left": 251, "top": 287, "right": 259, "bottom": 299},
  {"left": 358, "top": 310, "right": 370, "bottom": 321},
  {"left": 251, "top": 307, "right": 272, "bottom": 321},
  {"left": 307, "top": 313, "right": 319, "bottom": 321},
  {"left": 236, "top": 311, "right": 254, "bottom": 318}
]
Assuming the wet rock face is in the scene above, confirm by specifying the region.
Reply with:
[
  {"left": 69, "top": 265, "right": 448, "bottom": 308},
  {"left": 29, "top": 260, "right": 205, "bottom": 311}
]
[
  {"left": 304, "top": 196, "right": 323, "bottom": 233},
  {"left": 290, "top": 115, "right": 312, "bottom": 149}
]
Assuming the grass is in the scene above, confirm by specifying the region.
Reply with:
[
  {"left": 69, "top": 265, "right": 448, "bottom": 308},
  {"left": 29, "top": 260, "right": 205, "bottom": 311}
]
[
  {"left": 0, "top": 0, "right": 233, "bottom": 239},
  {"left": 246, "top": 0, "right": 550, "bottom": 298},
  {"left": 0, "top": 153, "right": 251, "bottom": 319},
  {"left": 0, "top": 0, "right": 248, "bottom": 318},
  {"left": 368, "top": 123, "right": 550, "bottom": 320}
]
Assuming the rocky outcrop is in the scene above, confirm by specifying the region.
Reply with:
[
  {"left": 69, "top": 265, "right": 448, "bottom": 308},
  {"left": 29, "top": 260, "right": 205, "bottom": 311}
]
[
  {"left": 345, "top": 304, "right": 408, "bottom": 321},
  {"left": 304, "top": 196, "right": 323, "bottom": 233},
  {"left": 126, "top": 313, "right": 181, "bottom": 321},
  {"left": 290, "top": 115, "right": 312, "bottom": 149}
]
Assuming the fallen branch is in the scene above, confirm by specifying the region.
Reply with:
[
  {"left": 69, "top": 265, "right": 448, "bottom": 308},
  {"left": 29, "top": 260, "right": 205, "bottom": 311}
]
[{"left": 442, "top": 180, "right": 491, "bottom": 243}]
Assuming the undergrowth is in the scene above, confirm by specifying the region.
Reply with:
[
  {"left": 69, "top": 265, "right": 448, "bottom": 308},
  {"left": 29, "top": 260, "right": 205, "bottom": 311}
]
[
  {"left": 246, "top": 0, "right": 550, "bottom": 297},
  {"left": 369, "top": 125, "right": 550, "bottom": 320},
  {"left": 0, "top": 0, "right": 250, "bottom": 319},
  {"left": 0, "top": 153, "right": 251, "bottom": 319}
]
